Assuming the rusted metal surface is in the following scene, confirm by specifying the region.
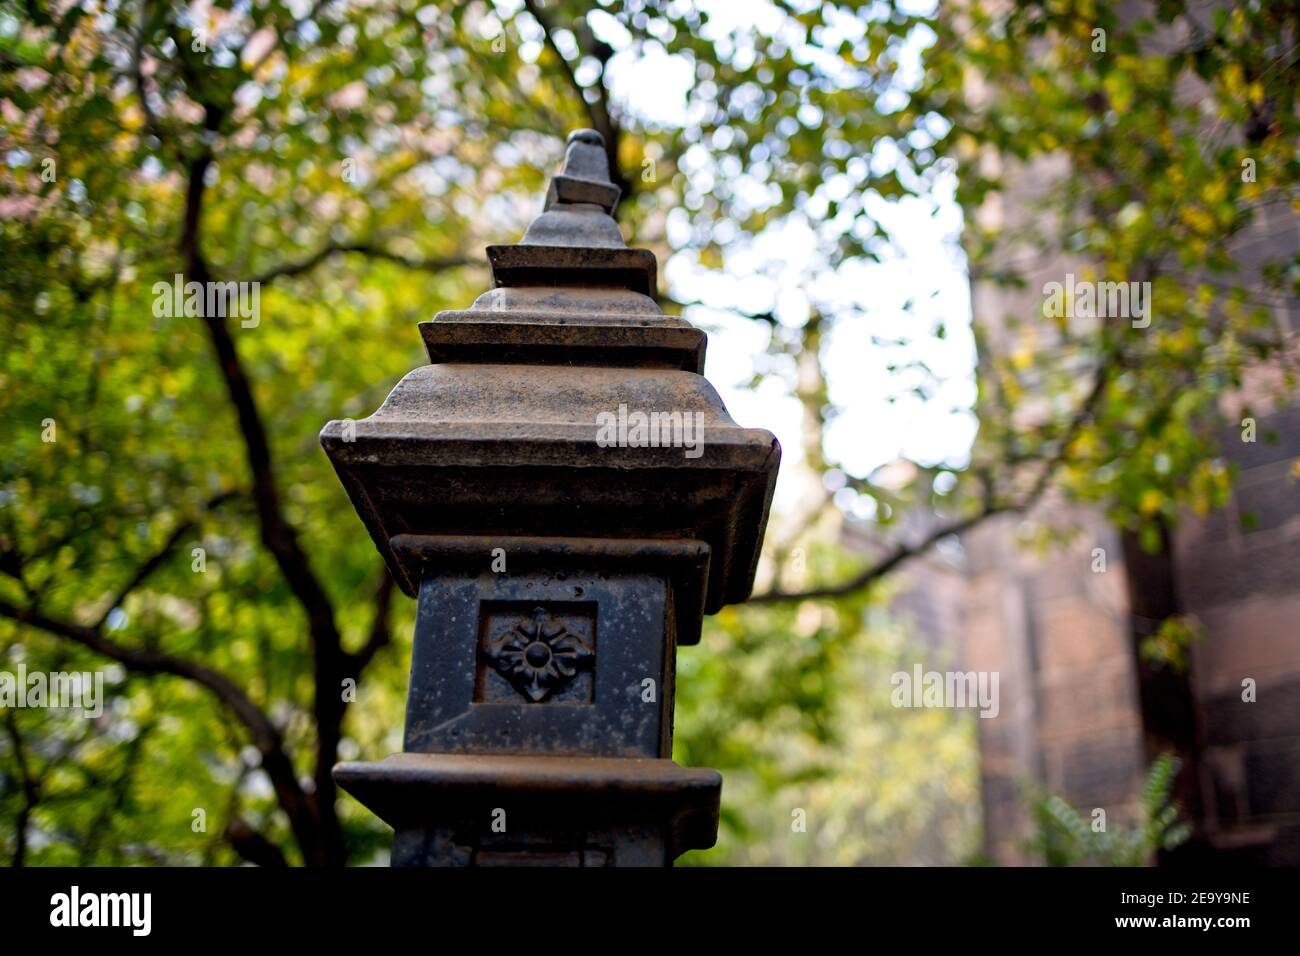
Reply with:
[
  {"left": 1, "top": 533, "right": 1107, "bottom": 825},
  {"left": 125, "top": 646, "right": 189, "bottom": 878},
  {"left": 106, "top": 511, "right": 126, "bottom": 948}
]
[
  {"left": 389, "top": 535, "right": 709, "bottom": 644},
  {"left": 324, "top": 129, "right": 778, "bottom": 866},
  {"left": 334, "top": 753, "right": 721, "bottom": 867},
  {"left": 420, "top": 317, "right": 707, "bottom": 372},
  {"left": 485, "top": 245, "right": 658, "bottom": 297},
  {"left": 321, "top": 363, "right": 778, "bottom": 608},
  {"left": 321, "top": 130, "right": 778, "bottom": 610},
  {"left": 397, "top": 537, "right": 686, "bottom": 755},
  {"left": 541, "top": 128, "right": 623, "bottom": 215}
]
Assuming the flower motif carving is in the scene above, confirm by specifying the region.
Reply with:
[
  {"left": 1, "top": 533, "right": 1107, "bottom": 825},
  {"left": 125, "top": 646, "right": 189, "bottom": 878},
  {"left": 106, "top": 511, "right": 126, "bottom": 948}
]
[{"left": 483, "top": 607, "right": 594, "bottom": 702}]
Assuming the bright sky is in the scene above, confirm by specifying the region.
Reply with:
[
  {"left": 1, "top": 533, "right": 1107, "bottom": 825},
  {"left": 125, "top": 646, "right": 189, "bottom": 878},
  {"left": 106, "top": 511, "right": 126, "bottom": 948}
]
[{"left": 589, "top": 0, "right": 977, "bottom": 510}]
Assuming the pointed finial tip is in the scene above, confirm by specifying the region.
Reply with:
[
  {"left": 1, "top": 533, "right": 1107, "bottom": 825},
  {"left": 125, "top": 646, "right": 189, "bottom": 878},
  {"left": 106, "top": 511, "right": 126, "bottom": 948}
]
[
  {"left": 531, "top": 127, "right": 621, "bottom": 221},
  {"left": 568, "top": 128, "right": 604, "bottom": 147}
]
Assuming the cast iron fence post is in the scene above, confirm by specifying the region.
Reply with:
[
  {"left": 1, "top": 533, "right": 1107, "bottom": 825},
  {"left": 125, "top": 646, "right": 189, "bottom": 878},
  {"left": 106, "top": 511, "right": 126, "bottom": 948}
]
[{"left": 323, "top": 130, "right": 780, "bottom": 866}]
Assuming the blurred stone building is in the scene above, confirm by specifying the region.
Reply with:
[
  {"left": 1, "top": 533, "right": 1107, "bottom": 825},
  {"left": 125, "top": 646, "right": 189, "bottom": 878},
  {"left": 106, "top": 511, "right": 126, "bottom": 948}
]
[
  {"left": 895, "top": 223, "right": 1299, "bottom": 867},
  {"left": 893, "top": 358, "right": 1300, "bottom": 867},
  {"left": 890, "top": 6, "right": 1300, "bottom": 864}
]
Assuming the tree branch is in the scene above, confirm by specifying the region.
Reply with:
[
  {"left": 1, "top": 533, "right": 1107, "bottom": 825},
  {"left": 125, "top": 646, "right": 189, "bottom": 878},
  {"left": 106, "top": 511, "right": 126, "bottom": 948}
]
[
  {"left": 225, "top": 817, "right": 289, "bottom": 867},
  {"left": 95, "top": 489, "right": 240, "bottom": 629},
  {"left": 661, "top": 295, "right": 778, "bottom": 325},
  {"left": 521, "top": 0, "right": 584, "bottom": 113},
  {"left": 751, "top": 349, "right": 1122, "bottom": 603},
  {"left": 749, "top": 502, "right": 1012, "bottom": 603},
  {"left": 0, "top": 596, "right": 319, "bottom": 864},
  {"left": 245, "top": 241, "right": 474, "bottom": 286},
  {"left": 520, "top": 0, "right": 628, "bottom": 198},
  {"left": 3, "top": 710, "right": 38, "bottom": 867},
  {"left": 183, "top": 130, "right": 344, "bottom": 864}
]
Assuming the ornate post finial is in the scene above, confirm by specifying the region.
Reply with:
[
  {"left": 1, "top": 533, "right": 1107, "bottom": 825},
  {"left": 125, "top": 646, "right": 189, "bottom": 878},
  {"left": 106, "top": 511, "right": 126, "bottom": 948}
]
[
  {"left": 322, "top": 124, "right": 780, "bottom": 867},
  {"left": 541, "top": 127, "right": 621, "bottom": 216}
]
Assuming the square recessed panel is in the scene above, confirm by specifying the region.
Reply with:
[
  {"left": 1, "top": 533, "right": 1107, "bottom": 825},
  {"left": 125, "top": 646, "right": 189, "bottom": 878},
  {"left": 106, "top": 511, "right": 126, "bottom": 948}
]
[
  {"left": 403, "top": 569, "right": 672, "bottom": 757},
  {"left": 474, "top": 602, "right": 596, "bottom": 705}
]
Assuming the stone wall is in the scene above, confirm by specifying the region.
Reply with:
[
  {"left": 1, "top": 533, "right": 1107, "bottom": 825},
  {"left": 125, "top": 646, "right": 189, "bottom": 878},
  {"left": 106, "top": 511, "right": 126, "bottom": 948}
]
[{"left": 1175, "top": 403, "right": 1300, "bottom": 864}]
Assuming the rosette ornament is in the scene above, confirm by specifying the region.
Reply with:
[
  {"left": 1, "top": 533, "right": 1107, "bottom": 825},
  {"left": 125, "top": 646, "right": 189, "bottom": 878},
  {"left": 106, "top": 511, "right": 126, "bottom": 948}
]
[{"left": 483, "top": 607, "right": 594, "bottom": 702}]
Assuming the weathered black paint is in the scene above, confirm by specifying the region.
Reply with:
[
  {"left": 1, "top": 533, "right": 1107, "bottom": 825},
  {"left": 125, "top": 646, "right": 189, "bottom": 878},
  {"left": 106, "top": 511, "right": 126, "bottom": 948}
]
[{"left": 325, "top": 130, "right": 778, "bottom": 866}]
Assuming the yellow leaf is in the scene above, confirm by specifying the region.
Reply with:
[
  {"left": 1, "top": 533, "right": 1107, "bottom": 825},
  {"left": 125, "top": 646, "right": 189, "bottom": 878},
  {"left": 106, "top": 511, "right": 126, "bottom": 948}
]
[{"left": 1139, "top": 488, "right": 1164, "bottom": 515}]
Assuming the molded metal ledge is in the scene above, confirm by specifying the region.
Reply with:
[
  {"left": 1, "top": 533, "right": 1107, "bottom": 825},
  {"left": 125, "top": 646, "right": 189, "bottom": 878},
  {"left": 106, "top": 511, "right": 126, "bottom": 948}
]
[{"left": 334, "top": 753, "right": 721, "bottom": 860}]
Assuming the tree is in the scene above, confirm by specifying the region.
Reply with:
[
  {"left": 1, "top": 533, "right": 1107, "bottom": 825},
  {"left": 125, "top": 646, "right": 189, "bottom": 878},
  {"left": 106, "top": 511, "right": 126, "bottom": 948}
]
[{"left": 1, "top": 0, "right": 1294, "bottom": 865}]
